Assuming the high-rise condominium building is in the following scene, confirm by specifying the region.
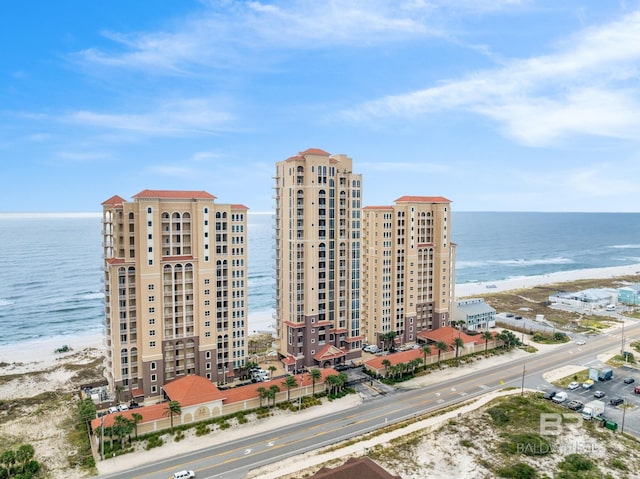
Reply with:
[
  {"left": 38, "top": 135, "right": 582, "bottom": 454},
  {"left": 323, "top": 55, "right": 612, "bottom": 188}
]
[
  {"left": 361, "top": 196, "right": 456, "bottom": 348},
  {"left": 101, "top": 190, "right": 248, "bottom": 402},
  {"left": 273, "top": 149, "right": 364, "bottom": 370}
]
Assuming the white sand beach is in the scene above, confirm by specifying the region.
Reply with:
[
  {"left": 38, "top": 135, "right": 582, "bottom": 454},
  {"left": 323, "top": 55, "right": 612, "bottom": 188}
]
[{"left": 454, "top": 263, "right": 640, "bottom": 298}]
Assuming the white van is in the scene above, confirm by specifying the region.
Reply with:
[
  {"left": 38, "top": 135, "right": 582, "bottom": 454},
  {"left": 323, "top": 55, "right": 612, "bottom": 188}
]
[
  {"left": 173, "top": 470, "right": 195, "bottom": 479},
  {"left": 606, "top": 304, "right": 616, "bottom": 311}
]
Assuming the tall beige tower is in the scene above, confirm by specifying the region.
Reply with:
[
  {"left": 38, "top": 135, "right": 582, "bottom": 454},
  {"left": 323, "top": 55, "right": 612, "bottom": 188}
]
[
  {"left": 101, "top": 190, "right": 248, "bottom": 402},
  {"left": 273, "top": 149, "right": 364, "bottom": 370},
  {"left": 362, "top": 196, "right": 455, "bottom": 348}
]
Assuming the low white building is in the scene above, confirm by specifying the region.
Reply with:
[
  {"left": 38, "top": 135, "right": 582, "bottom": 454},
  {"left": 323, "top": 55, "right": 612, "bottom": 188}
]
[
  {"left": 548, "top": 288, "right": 617, "bottom": 310},
  {"left": 454, "top": 298, "right": 496, "bottom": 331}
]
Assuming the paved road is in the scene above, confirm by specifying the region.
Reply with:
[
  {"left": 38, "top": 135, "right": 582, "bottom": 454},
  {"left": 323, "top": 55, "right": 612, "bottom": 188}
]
[{"left": 98, "top": 321, "right": 640, "bottom": 479}]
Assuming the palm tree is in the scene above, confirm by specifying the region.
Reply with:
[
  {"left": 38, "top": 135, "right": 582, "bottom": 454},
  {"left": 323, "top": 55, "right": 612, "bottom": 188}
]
[
  {"left": 435, "top": 341, "right": 448, "bottom": 368},
  {"left": 309, "top": 368, "right": 322, "bottom": 395},
  {"left": 282, "top": 375, "right": 298, "bottom": 401},
  {"left": 412, "top": 358, "right": 423, "bottom": 374},
  {"left": 325, "top": 374, "right": 340, "bottom": 395},
  {"left": 381, "top": 358, "right": 391, "bottom": 378},
  {"left": 452, "top": 337, "right": 465, "bottom": 366},
  {"left": 131, "top": 412, "right": 143, "bottom": 438},
  {"left": 115, "top": 384, "right": 124, "bottom": 404},
  {"left": 257, "top": 387, "right": 267, "bottom": 408},
  {"left": 268, "top": 385, "right": 281, "bottom": 407},
  {"left": 113, "top": 414, "right": 131, "bottom": 449},
  {"left": 421, "top": 344, "right": 432, "bottom": 369},
  {"left": 268, "top": 365, "right": 277, "bottom": 380},
  {"left": 165, "top": 400, "right": 181, "bottom": 433},
  {"left": 481, "top": 331, "right": 493, "bottom": 356}
]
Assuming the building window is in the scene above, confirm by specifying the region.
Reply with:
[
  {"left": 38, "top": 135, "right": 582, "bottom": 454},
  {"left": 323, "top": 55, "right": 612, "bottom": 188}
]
[
  {"left": 205, "top": 321, "right": 210, "bottom": 327},
  {"left": 205, "top": 279, "right": 210, "bottom": 285},
  {"left": 149, "top": 318, "right": 155, "bottom": 325},
  {"left": 148, "top": 296, "right": 155, "bottom": 302},
  {"left": 149, "top": 330, "right": 155, "bottom": 336},
  {"left": 206, "top": 362, "right": 211, "bottom": 370},
  {"left": 151, "top": 374, "right": 157, "bottom": 382},
  {"left": 148, "top": 260, "right": 153, "bottom": 266},
  {"left": 150, "top": 341, "right": 156, "bottom": 348},
  {"left": 148, "top": 284, "right": 154, "bottom": 290},
  {"left": 205, "top": 331, "right": 211, "bottom": 337},
  {"left": 151, "top": 385, "right": 158, "bottom": 394},
  {"left": 149, "top": 307, "right": 155, "bottom": 313},
  {"left": 206, "top": 351, "right": 211, "bottom": 359},
  {"left": 150, "top": 362, "right": 156, "bottom": 370}
]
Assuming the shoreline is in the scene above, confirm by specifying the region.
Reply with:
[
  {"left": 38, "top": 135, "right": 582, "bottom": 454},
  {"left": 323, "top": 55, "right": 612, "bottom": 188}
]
[{"left": 1, "top": 263, "right": 638, "bottom": 370}]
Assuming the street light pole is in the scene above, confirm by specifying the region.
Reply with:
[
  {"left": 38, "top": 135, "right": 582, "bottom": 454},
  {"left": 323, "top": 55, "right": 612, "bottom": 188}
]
[
  {"left": 621, "top": 322, "right": 625, "bottom": 356},
  {"left": 521, "top": 364, "right": 526, "bottom": 396}
]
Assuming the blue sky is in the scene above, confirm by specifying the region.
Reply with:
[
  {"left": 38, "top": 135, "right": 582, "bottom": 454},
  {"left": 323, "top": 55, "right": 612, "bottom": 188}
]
[{"left": 2, "top": 1, "right": 640, "bottom": 213}]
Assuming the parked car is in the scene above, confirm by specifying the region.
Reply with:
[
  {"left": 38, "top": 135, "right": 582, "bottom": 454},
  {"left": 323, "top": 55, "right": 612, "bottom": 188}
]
[
  {"left": 506, "top": 313, "right": 514, "bottom": 318},
  {"left": 567, "top": 382, "right": 580, "bottom": 390},
  {"left": 543, "top": 390, "right": 557, "bottom": 400},
  {"left": 363, "top": 345, "right": 380, "bottom": 354},
  {"left": 552, "top": 392, "right": 568, "bottom": 403},
  {"left": 582, "top": 380, "right": 594, "bottom": 389},
  {"left": 623, "top": 377, "right": 635, "bottom": 384},
  {"left": 514, "top": 315, "right": 523, "bottom": 320},
  {"left": 594, "top": 390, "right": 606, "bottom": 398},
  {"left": 610, "top": 397, "right": 624, "bottom": 406},
  {"left": 576, "top": 340, "right": 586, "bottom": 346},
  {"left": 567, "top": 400, "right": 584, "bottom": 411}
]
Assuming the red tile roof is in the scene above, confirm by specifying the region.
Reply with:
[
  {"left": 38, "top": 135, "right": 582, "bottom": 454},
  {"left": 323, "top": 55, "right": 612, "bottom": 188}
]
[
  {"left": 163, "top": 375, "right": 227, "bottom": 407},
  {"left": 91, "top": 370, "right": 341, "bottom": 430},
  {"left": 230, "top": 204, "right": 249, "bottom": 210},
  {"left": 364, "top": 347, "right": 434, "bottom": 370},
  {"left": 91, "top": 402, "right": 168, "bottom": 430},
  {"left": 313, "top": 344, "right": 347, "bottom": 361},
  {"left": 394, "top": 195, "right": 451, "bottom": 204},
  {"left": 299, "top": 148, "right": 331, "bottom": 156},
  {"left": 417, "top": 326, "right": 482, "bottom": 345},
  {"left": 101, "top": 195, "right": 126, "bottom": 206},
  {"left": 132, "top": 189, "right": 217, "bottom": 200}
]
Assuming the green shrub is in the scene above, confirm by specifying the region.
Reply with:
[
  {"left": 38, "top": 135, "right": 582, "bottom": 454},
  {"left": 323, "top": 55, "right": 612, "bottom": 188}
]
[
  {"left": 487, "top": 406, "right": 509, "bottom": 426},
  {"left": 497, "top": 462, "right": 538, "bottom": 479},
  {"left": 145, "top": 435, "right": 163, "bottom": 450},
  {"left": 498, "top": 433, "right": 551, "bottom": 456}
]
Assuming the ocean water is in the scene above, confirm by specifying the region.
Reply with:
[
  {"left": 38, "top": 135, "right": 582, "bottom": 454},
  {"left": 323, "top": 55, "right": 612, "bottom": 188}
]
[{"left": 0, "top": 211, "right": 639, "bottom": 348}]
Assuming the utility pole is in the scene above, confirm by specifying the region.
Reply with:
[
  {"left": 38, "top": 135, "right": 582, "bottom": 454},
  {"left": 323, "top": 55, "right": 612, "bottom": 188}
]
[
  {"left": 521, "top": 364, "right": 526, "bottom": 396},
  {"left": 622, "top": 398, "right": 626, "bottom": 434},
  {"left": 621, "top": 322, "right": 625, "bottom": 356}
]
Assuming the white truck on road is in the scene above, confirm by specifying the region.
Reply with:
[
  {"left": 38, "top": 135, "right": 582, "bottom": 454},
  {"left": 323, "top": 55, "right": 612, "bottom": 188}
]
[{"left": 581, "top": 400, "right": 605, "bottom": 420}]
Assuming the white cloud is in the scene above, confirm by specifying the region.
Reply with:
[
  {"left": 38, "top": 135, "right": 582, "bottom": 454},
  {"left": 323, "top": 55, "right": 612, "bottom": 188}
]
[
  {"left": 57, "top": 151, "right": 111, "bottom": 162},
  {"left": 70, "top": 0, "right": 526, "bottom": 74},
  {"left": 60, "top": 98, "right": 233, "bottom": 137},
  {"left": 341, "top": 10, "right": 640, "bottom": 146}
]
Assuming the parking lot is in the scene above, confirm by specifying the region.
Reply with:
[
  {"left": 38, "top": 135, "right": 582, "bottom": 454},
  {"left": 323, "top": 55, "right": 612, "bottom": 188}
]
[{"left": 543, "top": 365, "right": 640, "bottom": 434}]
